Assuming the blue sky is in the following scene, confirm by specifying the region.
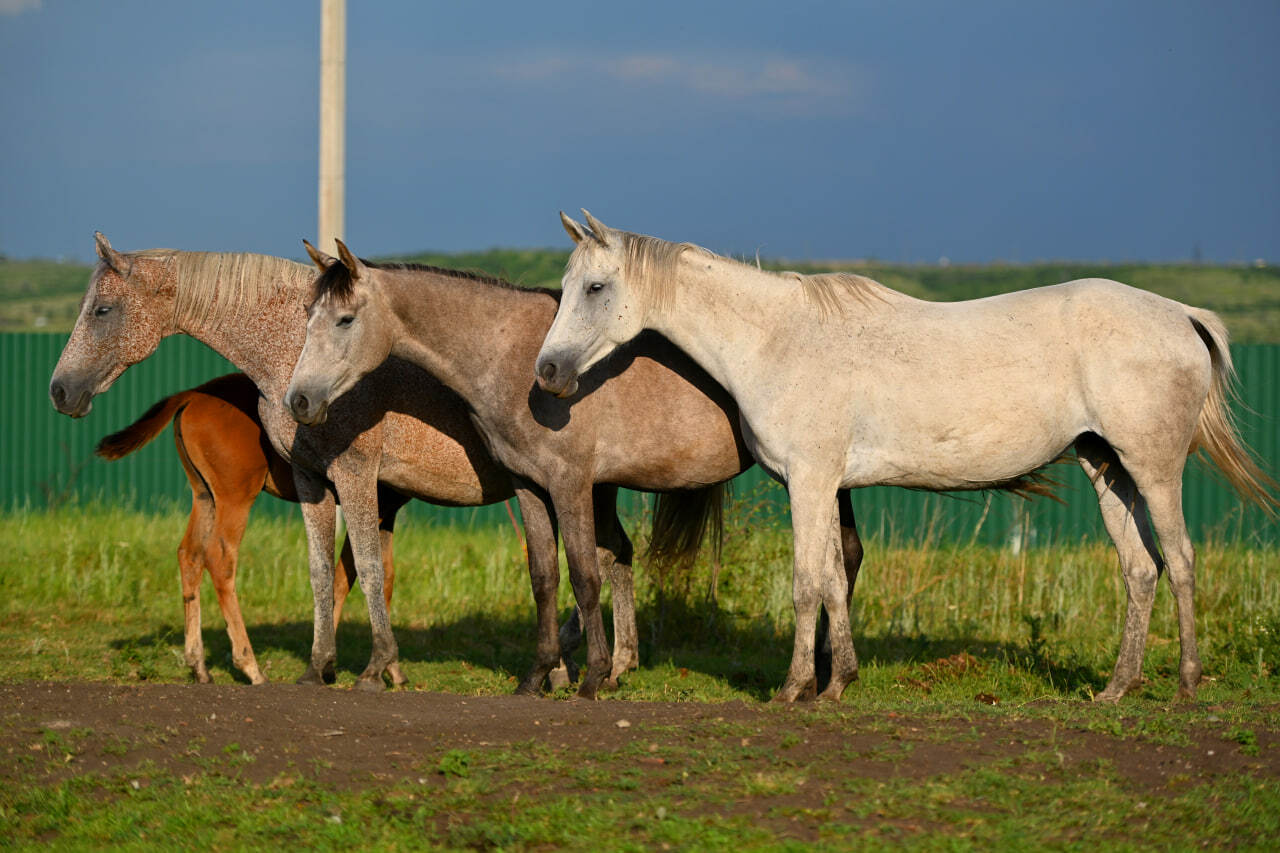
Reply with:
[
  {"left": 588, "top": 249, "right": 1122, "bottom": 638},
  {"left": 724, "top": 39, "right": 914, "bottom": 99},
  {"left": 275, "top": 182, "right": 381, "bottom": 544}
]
[{"left": 2, "top": 1, "right": 1277, "bottom": 264}]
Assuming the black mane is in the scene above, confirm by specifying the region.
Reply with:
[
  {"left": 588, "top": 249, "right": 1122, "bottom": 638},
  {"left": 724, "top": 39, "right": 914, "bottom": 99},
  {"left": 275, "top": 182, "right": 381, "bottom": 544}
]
[{"left": 310, "top": 258, "right": 559, "bottom": 306}]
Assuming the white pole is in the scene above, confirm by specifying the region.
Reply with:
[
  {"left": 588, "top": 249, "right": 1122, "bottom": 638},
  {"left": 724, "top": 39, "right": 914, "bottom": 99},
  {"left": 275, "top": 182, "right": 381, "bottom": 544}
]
[
  {"left": 319, "top": 0, "right": 347, "bottom": 544},
  {"left": 318, "top": 0, "right": 345, "bottom": 255}
]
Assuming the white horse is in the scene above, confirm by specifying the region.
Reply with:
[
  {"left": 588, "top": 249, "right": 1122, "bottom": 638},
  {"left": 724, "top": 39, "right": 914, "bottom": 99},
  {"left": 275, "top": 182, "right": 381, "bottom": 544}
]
[{"left": 535, "top": 211, "right": 1277, "bottom": 703}]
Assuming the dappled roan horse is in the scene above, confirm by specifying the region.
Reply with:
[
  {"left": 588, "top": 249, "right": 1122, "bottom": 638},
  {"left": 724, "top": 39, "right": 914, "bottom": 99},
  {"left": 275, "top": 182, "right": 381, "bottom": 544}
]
[
  {"left": 536, "top": 211, "right": 1278, "bottom": 703},
  {"left": 95, "top": 373, "right": 401, "bottom": 685},
  {"left": 48, "top": 234, "right": 658, "bottom": 691},
  {"left": 284, "top": 240, "right": 864, "bottom": 698}
]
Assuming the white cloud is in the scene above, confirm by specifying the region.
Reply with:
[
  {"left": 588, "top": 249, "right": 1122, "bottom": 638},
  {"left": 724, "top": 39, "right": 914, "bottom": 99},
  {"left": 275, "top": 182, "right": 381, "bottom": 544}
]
[
  {"left": 0, "top": 0, "right": 41, "bottom": 16},
  {"left": 492, "top": 50, "right": 862, "bottom": 115}
]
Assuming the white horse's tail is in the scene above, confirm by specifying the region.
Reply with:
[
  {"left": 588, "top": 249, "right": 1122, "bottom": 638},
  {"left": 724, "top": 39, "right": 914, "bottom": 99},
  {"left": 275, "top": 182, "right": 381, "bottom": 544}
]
[{"left": 1187, "top": 308, "right": 1279, "bottom": 517}]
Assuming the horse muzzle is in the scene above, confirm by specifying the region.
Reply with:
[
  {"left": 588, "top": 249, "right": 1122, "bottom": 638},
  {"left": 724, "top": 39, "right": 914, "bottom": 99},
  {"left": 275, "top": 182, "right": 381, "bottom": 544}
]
[
  {"left": 49, "top": 378, "right": 94, "bottom": 418},
  {"left": 285, "top": 388, "right": 330, "bottom": 426},
  {"left": 533, "top": 355, "right": 580, "bottom": 399}
]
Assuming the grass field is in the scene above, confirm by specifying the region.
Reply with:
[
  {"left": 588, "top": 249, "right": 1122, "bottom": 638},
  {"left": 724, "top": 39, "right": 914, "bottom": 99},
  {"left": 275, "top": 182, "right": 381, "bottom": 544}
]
[
  {"left": 5, "top": 251, "right": 1280, "bottom": 342},
  {"left": 2, "top": 500, "right": 1279, "bottom": 848}
]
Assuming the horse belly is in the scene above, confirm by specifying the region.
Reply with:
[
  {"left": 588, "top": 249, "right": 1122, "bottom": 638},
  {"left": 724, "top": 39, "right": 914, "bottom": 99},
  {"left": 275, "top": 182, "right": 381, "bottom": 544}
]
[
  {"left": 378, "top": 417, "right": 511, "bottom": 506},
  {"left": 843, "top": 410, "right": 1078, "bottom": 490}
]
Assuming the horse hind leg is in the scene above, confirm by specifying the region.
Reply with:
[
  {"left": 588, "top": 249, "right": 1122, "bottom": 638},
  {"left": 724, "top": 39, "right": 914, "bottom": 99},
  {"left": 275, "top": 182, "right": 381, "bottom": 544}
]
[
  {"left": 177, "top": 497, "right": 212, "bottom": 684},
  {"left": 1076, "top": 435, "right": 1164, "bottom": 702},
  {"left": 1125, "top": 463, "right": 1201, "bottom": 700},
  {"left": 602, "top": 513, "right": 637, "bottom": 689},
  {"left": 207, "top": 500, "right": 266, "bottom": 685}
]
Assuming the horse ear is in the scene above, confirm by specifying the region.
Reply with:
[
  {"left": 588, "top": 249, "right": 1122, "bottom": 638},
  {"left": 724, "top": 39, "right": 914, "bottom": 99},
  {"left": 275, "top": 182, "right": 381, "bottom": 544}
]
[
  {"left": 581, "top": 210, "right": 611, "bottom": 247},
  {"left": 560, "top": 211, "right": 589, "bottom": 245},
  {"left": 303, "top": 239, "right": 337, "bottom": 270},
  {"left": 94, "top": 231, "right": 130, "bottom": 275},
  {"left": 333, "top": 239, "right": 365, "bottom": 281}
]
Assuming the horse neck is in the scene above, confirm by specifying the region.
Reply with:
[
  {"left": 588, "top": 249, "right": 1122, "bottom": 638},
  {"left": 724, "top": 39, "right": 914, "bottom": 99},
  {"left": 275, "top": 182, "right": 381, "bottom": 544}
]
[
  {"left": 382, "top": 269, "right": 548, "bottom": 402},
  {"left": 647, "top": 255, "right": 803, "bottom": 406},
  {"left": 169, "top": 257, "right": 310, "bottom": 398}
]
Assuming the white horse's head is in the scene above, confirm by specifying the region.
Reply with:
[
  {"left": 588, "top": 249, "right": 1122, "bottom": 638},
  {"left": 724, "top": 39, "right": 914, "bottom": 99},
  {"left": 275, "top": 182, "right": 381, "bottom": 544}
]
[{"left": 535, "top": 211, "right": 650, "bottom": 398}]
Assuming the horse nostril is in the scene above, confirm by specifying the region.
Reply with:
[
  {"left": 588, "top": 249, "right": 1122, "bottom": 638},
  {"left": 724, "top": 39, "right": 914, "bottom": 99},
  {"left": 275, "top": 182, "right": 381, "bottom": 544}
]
[
  {"left": 50, "top": 381, "right": 66, "bottom": 407},
  {"left": 293, "top": 393, "right": 310, "bottom": 415},
  {"left": 538, "top": 361, "right": 558, "bottom": 383}
]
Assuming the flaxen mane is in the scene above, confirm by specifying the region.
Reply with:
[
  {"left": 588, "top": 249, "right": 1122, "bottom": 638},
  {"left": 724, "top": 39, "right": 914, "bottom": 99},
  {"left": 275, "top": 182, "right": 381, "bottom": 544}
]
[
  {"left": 573, "top": 230, "right": 889, "bottom": 317},
  {"left": 131, "top": 251, "right": 312, "bottom": 330}
]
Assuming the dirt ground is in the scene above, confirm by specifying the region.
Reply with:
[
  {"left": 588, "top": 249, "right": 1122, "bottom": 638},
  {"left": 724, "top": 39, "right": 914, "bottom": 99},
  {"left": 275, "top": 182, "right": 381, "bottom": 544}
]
[{"left": 3, "top": 681, "right": 1277, "bottom": 801}]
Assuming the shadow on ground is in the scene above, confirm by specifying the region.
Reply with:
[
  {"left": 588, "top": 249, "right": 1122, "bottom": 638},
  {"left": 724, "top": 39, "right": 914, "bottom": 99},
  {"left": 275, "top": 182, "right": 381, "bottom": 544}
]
[{"left": 110, "top": 595, "right": 1106, "bottom": 700}]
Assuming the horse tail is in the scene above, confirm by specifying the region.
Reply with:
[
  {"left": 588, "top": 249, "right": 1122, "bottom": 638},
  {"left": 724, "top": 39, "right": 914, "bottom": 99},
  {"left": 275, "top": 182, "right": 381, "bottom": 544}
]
[
  {"left": 94, "top": 391, "right": 193, "bottom": 460},
  {"left": 647, "top": 483, "right": 727, "bottom": 569},
  {"left": 1187, "top": 308, "right": 1279, "bottom": 517}
]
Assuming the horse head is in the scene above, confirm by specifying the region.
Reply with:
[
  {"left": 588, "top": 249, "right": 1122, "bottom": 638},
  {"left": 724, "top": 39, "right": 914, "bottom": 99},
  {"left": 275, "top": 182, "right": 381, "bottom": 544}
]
[{"left": 49, "top": 233, "right": 171, "bottom": 417}]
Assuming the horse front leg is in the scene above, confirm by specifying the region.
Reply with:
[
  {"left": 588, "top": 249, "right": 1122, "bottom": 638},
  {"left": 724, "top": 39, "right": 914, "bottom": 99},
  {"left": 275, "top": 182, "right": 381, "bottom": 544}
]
[
  {"left": 295, "top": 469, "right": 338, "bottom": 686},
  {"left": 776, "top": 472, "right": 857, "bottom": 703},
  {"left": 555, "top": 485, "right": 611, "bottom": 700},
  {"left": 817, "top": 490, "right": 863, "bottom": 691},
  {"left": 512, "top": 481, "right": 562, "bottom": 695},
  {"left": 332, "top": 473, "right": 399, "bottom": 692}
]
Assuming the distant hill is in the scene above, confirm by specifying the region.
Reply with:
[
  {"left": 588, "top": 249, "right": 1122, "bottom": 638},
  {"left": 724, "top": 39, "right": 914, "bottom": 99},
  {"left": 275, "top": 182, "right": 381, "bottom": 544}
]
[{"left": 3, "top": 251, "right": 1277, "bottom": 342}]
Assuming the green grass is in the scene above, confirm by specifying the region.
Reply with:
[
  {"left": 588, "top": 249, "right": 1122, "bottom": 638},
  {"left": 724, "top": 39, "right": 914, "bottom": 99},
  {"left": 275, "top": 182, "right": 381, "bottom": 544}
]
[
  {"left": 6, "top": 252, "right": 1280, "bottom": 341},
  {"left": 3, "top": 502, "right": 1280, "bottom": 849},
  {"left": 2, "top": 500, "right": 1279, "bottom": 697}
]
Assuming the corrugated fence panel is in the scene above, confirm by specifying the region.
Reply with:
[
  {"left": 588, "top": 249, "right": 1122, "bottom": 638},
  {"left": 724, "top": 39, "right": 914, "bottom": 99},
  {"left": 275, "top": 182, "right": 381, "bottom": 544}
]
[{"left": 3, "top": 332, "right": 1278, "bottom": 543}]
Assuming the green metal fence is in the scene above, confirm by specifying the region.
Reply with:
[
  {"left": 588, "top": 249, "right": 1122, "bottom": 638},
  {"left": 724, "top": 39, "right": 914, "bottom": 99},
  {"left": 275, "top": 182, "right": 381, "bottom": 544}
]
[{"left": 3, "top": 332, "right": 1277, "bottom": 544}]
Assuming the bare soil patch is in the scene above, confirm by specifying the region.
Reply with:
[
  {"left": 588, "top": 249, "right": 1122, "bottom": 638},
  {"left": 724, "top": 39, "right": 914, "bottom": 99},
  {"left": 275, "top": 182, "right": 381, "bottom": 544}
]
[{"left": 3, "top": 681, "right": 1276, "bottom": 803}]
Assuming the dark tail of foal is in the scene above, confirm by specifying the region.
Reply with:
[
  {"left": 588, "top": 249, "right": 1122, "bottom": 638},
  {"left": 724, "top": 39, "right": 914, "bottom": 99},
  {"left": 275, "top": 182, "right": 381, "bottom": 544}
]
[
  {"left": 94, "top": 391, "right": 192, "bottom": 460},
  {"left": 647, "top": 483, "right": 727, "bottom": 569}
]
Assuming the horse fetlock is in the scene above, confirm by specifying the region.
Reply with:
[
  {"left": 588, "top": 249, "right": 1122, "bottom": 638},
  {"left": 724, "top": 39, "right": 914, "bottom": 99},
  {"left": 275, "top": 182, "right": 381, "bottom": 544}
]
[
  {"left": 516, "top": 668, "right": 549, "bottom": 696},
  {"left": 386, "top": 661, "right": 409, "bottom": 687},
  {"left": 298, "top": 660, "right": 337, "bottom": 686}
]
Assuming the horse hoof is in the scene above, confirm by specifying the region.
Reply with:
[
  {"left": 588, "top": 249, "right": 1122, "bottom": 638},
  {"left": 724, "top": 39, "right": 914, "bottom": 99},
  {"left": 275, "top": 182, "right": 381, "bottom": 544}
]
[
  {"left": 548, "top": 666, "right": 571, "bottom": 691},
  {"left": 297, "top": 668, "right": 328, "bottom": 686},
  {"left": 354, "top": 677, "right": 385, "bottom": 693},
  {"left": 772, "top": 679, "right": 817, "bottom": 703},
  {"left": 515, "top": 676, "right": 545, "bottom": 696},
  {"left": 193, "top": 671, "right": 213, "bottom": 685},
  {"left": 576, "top": 682, "right": 599, "bottom": 701},
  {"left": 816, "top": 685, "right": 846, "bottom": 703},
  {"left": 386, "top": 662, "right": 409, "bottom": 688}
]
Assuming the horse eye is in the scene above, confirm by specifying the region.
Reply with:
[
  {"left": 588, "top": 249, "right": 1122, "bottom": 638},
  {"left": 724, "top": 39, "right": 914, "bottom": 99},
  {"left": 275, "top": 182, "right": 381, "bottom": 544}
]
[
  {"left": 93, "top": 305, "right": 112, "bottom": 317},
  {"left": 337, "top": 315, "right": 355, "bottom": 328},
  {"left": 587, "top": 281, "right": 606, "bottom": 294}
]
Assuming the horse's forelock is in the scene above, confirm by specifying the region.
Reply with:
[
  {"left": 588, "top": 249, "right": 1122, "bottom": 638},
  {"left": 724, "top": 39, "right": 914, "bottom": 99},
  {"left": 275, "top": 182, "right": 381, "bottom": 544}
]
[{"left": 310, "top": 260, "right": 357, "bottom": 307}]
